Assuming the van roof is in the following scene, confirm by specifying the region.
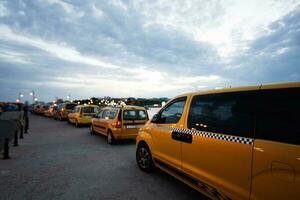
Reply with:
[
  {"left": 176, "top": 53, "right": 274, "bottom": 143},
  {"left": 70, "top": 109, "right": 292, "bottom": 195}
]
[
  {"left": 102, "top": 105, "right": 146, "bottom": 110},
  {"left": 173, "top": 81, "right": 300, "bottom": 99},
  {"left": 76, "top": 105, "right": 99, "bottom": 108}
]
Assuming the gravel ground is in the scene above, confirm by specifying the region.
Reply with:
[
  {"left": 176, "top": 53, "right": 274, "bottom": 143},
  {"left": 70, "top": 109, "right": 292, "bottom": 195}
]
[{"left": 0, "top": 114, "right": 208, "bottom": 200}]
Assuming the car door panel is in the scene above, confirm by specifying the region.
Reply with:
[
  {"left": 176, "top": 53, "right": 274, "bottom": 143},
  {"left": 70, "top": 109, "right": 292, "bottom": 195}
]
[{"left": 151, "top": 97, "right": 188, "bottom": 170}]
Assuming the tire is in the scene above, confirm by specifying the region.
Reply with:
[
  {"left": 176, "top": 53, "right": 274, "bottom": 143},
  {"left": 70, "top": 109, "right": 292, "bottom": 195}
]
[
  {"left": 136, "top": 142, "right": 155, "bottom": 172},
  {"left": 90, "top": 125, "right": 95, "bottom": 135},
  {"left": 75, "top": 120, "right": 80, "bottom": 127},
  {"left": 107, "top": 131, "right": 115, "bottom": 145}
]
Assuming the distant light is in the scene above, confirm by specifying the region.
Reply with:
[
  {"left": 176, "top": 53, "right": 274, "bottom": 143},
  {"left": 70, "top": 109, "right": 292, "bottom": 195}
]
[
  {"left": 67, "top": 96, "right": 70, "bottom": 99},
  {"left": 30, "top": 92, "right": 33, "bottom": 96},
  {"left": 52, "top": 101, "right": 56, "bottom": 104},
  {"left": 20, "top": 94, "right": 24, "bottom": 98},
  {"left": 77, "top": 102, "right": 80, "bottom": 104},
  {"left": 16, "top": 99, "right": 20, "bottom": 102},
  {"left": 34, "top": 98, "right": 38, "bottom": 101}
]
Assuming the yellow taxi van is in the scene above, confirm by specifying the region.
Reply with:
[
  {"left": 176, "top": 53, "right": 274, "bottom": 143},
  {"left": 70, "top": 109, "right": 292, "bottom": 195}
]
[
  {"left": 54, "top": 103, "right": 77, "bottom": 120},
  {"left": 90, "top": 106, "right": 149, "bottom": 144},
  {"left": 136, "top": 82, "right": 300, "bottom": 200},
  {"left": 68, "top": 105, "right": 99, "bottom": 127}
]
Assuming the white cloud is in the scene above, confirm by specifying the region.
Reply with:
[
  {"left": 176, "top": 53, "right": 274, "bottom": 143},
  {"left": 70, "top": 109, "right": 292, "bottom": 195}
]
[
  {"left": 0, "top": 1, "right": 9, "bottom": 17},
  {"left": 91, "top": 4, "right": 104, "bottom": 18},
  {"left": 0, "top": 25, "right": 119, "bottom": 69},
  {"left": 138, "top": 0, "right": 299, "bottom": 58},
  {"left": 0, "top": 49, "right": 31, "bottom": 64},
  {"left": 110, "top": 0, "right": 128, "bottom": 11},
  {"left": 275, "top": 47, "right": 289, "bottom": 56},
  {"left": 46, "top": 0, "right": 74, "bottom": 13}
]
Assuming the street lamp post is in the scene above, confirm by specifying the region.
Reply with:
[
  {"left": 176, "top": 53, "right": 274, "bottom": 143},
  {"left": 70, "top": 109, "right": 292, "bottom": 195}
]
[
  {"left": 30, "top": 90, "right": 36, "bottom": 103},
  {"left": 16, "top": 92, "right": 23, "bottom": 102}
]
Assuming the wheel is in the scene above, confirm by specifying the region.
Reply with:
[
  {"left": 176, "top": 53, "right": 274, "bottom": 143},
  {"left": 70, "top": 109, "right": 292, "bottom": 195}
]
[
  {"left": 90, "top": 125, "right": 95, "bottom": 135},
  {"left": 75, "top": 120, "right": 80, "bottom": 127},
  {"left": 136, "top": 142, "right": 155, "bottom": 172},
  {"left": 107, "top": 131, "right": 115, "bottom": 144}
]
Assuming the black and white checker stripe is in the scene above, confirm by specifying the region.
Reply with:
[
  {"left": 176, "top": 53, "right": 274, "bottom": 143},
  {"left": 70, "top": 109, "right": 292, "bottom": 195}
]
[{"left": 156, "top": 126, "right": 253, "bottom": 145}]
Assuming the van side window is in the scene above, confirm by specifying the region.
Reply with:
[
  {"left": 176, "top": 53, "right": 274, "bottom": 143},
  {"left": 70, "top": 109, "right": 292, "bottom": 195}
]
[
  {"left": 256, "top": 88, "right": 300, "bottom": 145},
  {"left": 187, "top": 92, "right": 256, "bottom": 138},
  {"left": 96, "top": 110, "right": 104, "bottom": 118},
  {"left": 102, "top": 109, "right": 110, "bottom": 119},
  {"left": 109, "top": 109, "right": 119, "bottom": 119},
  {"left": 159, "top": 97, "right": 187, "bottom": 124}
]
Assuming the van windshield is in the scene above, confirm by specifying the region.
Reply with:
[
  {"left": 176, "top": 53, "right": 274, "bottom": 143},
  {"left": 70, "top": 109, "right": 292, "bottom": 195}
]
[{"left": 123, "top": 110, "right": 147, "bottom": 120}]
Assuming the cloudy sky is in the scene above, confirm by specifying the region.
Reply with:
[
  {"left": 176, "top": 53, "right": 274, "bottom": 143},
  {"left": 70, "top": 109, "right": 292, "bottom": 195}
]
[{"left": 0, "top": 0, "right": 300, "bottom": 102}]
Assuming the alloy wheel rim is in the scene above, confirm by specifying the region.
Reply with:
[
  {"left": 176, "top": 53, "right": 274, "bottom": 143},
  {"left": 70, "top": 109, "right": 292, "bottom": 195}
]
[{"left": 138, "top": 147, "right": 150, "bottom": 169}]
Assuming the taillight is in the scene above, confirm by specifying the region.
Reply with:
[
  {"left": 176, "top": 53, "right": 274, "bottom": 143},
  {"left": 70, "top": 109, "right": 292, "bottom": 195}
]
[{"left": 115, "top": 120, "right": 121, "bottom": 128}]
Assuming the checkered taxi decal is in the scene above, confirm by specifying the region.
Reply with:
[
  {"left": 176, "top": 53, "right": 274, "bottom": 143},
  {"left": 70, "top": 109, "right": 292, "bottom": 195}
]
[{"left": 156, "top": 126, "right": 253, "bottom": 145}]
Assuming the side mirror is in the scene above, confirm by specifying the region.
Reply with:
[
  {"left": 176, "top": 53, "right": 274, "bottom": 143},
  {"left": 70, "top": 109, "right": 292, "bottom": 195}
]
[{"left": 151, "top": 114, "right": 160, "bottom": 123}]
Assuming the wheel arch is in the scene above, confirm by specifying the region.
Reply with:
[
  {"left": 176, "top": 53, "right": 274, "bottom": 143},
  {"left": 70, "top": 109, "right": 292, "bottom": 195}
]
[{"left": 136, "top": 130, "right": 154, "bottom": 155}]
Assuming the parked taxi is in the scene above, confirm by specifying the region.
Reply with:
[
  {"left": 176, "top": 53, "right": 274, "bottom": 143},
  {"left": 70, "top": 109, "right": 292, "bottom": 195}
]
[
  {"left": 44, "top": 105, "right": 57, "bottom": 117},
  {"left": 136, "top": 82, "right": 300, "bottom": 200},
  {"left": 90, "top": 106, "right": 148, "bottom": 144},
  {"left": 68, "top": 105, "right": 99, "bottom": 127},
  {"left": 54, "top": 103, "right": 77, "bottom": 120}
]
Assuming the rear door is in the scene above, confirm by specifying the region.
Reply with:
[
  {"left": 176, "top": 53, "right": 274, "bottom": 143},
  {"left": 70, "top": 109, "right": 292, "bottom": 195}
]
[
  {"left": 251, "top": 87, "right": 300, "bottom": 200},
  {"left": 123, "top": 109, "right": 148, "bottom": 136},
  {"left": 93, "top": 110, "right": 104, "bottom": 133},
  {"left": 182, "top": 91, "right": 257, "bottom": 200},
  {"left": 100, "top": 109, "right": 110, "bottom": 135}
]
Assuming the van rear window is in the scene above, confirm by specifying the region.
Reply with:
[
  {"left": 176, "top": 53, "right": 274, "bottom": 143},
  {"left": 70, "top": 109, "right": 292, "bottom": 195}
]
[
  {"left": 256, "top": 88, "right": 300, "bottom": 145},
  {"left": 66, "top": 104, "right": 76, "bottom": 110},
  {"left": 123, "top": 110, "right": 147, "bottom": 120},
  {"left": 83, "top": 107, "right": 99, "bottom": 113}
]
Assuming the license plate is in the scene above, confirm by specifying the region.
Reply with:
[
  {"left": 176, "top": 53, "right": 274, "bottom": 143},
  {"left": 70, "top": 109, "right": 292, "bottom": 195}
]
[{"left": 126, "top": 125, "right": 136, "bottom": 129}]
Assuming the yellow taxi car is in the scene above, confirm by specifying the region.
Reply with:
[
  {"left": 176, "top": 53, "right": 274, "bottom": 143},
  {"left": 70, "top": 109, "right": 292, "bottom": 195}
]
[
  {"left": 54, "top": 103, "right": 77, "bottom": 120},
  {"left": 90, "top": 106, "right": 149, "bottom": 144},
  {"left": 136, "top": 82, "right": 300, "bottom": 200},
  {"left": 68, "top": 105, "right": 99, "bottom": 127},
  {"left": 33, "top": 104, "right": 41, "bottom": 114},
  {"left": 44, "top": 105, "right": 57, "bottom": 117}
]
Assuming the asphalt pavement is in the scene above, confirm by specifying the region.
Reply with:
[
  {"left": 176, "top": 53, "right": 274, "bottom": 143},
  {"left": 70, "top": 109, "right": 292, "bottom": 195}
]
[{"left": 0, "top": 114, "right": 209, "bottom": 200}]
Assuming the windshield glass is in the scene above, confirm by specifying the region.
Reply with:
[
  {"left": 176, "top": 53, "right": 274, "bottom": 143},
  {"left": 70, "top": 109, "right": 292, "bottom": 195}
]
[
  {"left": 83, "top": 107, "right": 99, "bottom": 113},
  {"left": 123, "top": 110, "right": 147, "bottom": 120},
  {"left": 66, "top": 104, "right": 76, "bottom": 110}
]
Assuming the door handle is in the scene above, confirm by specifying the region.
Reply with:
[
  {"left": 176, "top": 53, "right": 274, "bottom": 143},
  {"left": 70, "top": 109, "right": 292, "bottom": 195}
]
[{"left": 172, "top": 131, "right": 192, "bottom": 143}]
